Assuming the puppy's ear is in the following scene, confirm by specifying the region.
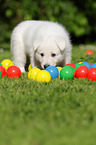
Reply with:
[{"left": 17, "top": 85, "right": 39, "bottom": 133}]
[
  {"left": 56, "top": 40, "right": 66, "bottom": 51},
  {"left": 33, "top": 40, "right": 41, "bottom": 51}
]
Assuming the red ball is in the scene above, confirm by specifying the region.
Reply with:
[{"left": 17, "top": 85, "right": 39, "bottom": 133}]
[
  {"left": 76, "top": 66, "right": 89, "bottom": 78},
  {"left": 90, "top": 63, "right": 94, "bottom": 65},
  {"left": 86, "top": 50, "right": 94, "bottom": 55},
  {"left": 65, "top": 63, "right": 76, "bottom": 69},
  {"left": 7, "top": 66, "right": 21, "bottom": 78},
  {"left": 87, "top": 68, "right": 96, "bottom": 81},
  {"left": 0, "top": 65, "right": 6, "bottom": 77}
]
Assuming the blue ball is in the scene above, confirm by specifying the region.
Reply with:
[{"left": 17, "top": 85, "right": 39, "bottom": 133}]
[
  {"left": 45, "top": 66, "right": 59, "bottom": 79},
  {"left": 55, "top": 64, "right": 60, "bottom": 67},
  {"left": 81, "top": 62, "right": 91, "bottom": 69},
  {"left": 91, "top": 63, "right": 96, "bottom": 68}
]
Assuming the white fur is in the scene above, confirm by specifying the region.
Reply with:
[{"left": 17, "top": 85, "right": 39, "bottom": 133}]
[{"left": 11, "top": 20, "right": 72, "bottom": 72}]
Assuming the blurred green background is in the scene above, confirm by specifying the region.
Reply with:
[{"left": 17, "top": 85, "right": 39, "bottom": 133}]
[{"left": 0, "top": 0, "right": 96, "bottom": 48}]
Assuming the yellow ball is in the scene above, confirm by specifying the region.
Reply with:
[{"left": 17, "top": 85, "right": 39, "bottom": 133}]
[
  {"left": 36, "top": 70, "right": 51, "bottom": 83},
  {"left": 28, "top": 68, "right": 40, "bottom": 80},
  {"left": 78, "top": 62, "right": 83, "bottom": 64},
  {"left": 1, "top": 59, "right": 14, "bottom": 70},
  {"left": 56, "top": 67, "right": 62, "bottom": 78},
  {"left": 28, "top": 64, "right": 32, "bottom": 71}
]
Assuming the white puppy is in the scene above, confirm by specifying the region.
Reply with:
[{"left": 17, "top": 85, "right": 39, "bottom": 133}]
[{"left": 11, "top": 20, "right": 72, "bottom": 72}]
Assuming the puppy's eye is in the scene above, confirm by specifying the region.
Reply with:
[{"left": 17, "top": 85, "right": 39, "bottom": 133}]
[
  {"left": 41, "top": 53, "right": 44, "bottom": 57},
  {"left": 51, "top": 53, "right": 56, "bottom": 57}
]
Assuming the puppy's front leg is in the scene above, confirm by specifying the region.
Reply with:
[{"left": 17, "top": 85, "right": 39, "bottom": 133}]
[
  {"left": 60, "top": 53, "right": 72, "bottom": 67},
  {"left": 64, "top": 49, "right": 72, "bottom": 65},
  {"left": 30, "top": 52, "right": 37, "bottom": 68},
  {"left": 65, "top": 55, "right": 72, "bottom": 65},
  {"left": 11, "top": 38, "right": 26, "bottom": 72}
]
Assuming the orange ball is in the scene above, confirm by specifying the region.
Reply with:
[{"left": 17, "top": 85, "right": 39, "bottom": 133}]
[{"left": 86, "top": 50, "right": 94, "bottom": 55}]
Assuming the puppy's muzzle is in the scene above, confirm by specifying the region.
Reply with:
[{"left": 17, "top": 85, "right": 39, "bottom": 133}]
[{"left": 44, "top": 64, "right": 50, "bottom": 69}]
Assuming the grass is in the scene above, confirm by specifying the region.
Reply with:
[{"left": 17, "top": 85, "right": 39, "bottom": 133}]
[{"left": 0, "top": 45, "right": 96, "bottom": 145}]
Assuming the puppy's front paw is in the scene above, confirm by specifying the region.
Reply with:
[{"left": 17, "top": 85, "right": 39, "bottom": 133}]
[
  {"left": 19, "top": 67, "right": 25, "bottom": 73},
  {"left": 31, "top": 65, "right": 37, "bottom": 68}
]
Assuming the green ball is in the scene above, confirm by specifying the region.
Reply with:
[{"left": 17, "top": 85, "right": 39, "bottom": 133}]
[
  {"left": 60, "top": 66, "right": 74, "bottom": 80},
  {"left": 0, "top": 71, "right": 2, "bottom": 77},
  {"left": 74, "top": 63, "right": 86, "bottom": 72}
]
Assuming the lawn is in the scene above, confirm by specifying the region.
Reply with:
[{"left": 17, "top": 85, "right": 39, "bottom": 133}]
[{"left": 0, "top": 45, "right": 96, "bottom": 145}]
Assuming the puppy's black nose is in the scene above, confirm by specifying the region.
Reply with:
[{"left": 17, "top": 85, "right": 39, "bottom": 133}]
[{"left": 44, "top": 64, "right": 50, "bottom": 69}]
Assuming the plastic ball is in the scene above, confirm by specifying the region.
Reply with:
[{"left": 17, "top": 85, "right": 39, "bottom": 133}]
[
  {"left": 45, "top": 66, "right": 59, "bottom": 79},
  {"left": 86, "top": 50, "right": 94, "bottom": 55},
  {"left": 7, "top": 66, "right": 21, "bottom": 78},
  {"left": 28, "top": 68, "right": 40, "bottom": 80},
  {"left": 74, "top": 63, "right": 86, "bottom": 72},
  {"left": 87, "top": 68, "right": 96, "bottom": 81},
  {"left": 35, "top": 70, "right": 51, "bottom": 83},
  {"left": 90, "top": 63, "right": 94, "bottom": 65},
  {"left": 91, "top": 63, "right": 96, "bottom": 68},
  {"left": 0, "top": 65, "right": 6, "bottom": 77},
  {"left": 60, "top": 66, "right": 74, "bottom": 80},
  {"left": 78, "top": 62, "right": 83, "bottom": 64},
  {"left": 65, "top": 63, "right": 76, "bottom": 69},
  {"left": 1, "top": 59, "right": 14, "bottom": 70},
  {"left": 55, "top": 65, "right": 60, "bottom": 67},
  {"left": 75, "top": 66, "right": 89, "bottom": 78},
  {"left": 0, "top": 71, "right": 2, "bottom": 77},
  {"left": 56, "top": 66, "right": 62, "bottom": 78},
  {"left": 28, "top": 64, "right": 32, "bottom": 71},
  {"left": 81, "top": 62, "right": 91, "bottom": 69}
]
